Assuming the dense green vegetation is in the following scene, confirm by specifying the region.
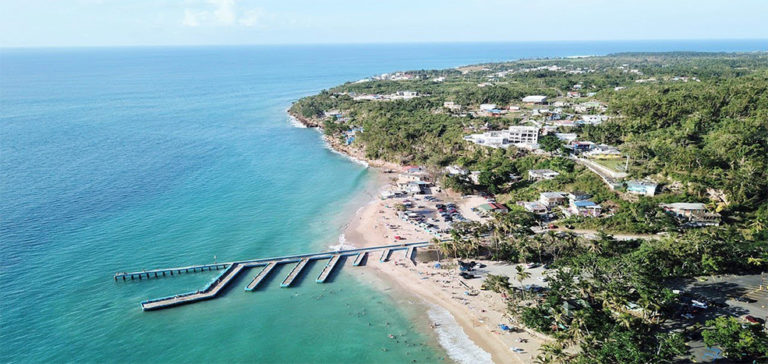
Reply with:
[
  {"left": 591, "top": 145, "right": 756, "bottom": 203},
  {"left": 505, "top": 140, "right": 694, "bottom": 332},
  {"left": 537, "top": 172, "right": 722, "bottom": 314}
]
[
  {"left": 702, "top": 316, "right": 768, "bottom": 360},
  {"left": 291, "top": 53, "right": 768, "bottom": 234},
  {"left": 291, "top": 52, "right": 768, "bottom": 363}
]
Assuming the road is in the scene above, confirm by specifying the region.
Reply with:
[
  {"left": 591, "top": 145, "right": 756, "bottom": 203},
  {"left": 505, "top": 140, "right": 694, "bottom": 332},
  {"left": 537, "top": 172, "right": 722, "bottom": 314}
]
[{"left": 533, "top": 227, "right": 664, "bottom": 241}]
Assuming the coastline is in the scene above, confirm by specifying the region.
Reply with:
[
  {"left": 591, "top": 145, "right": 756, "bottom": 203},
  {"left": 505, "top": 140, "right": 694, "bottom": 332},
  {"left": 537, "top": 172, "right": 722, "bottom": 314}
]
[{"left": 288, "top": 111, "right": 546, "bottom": 364}]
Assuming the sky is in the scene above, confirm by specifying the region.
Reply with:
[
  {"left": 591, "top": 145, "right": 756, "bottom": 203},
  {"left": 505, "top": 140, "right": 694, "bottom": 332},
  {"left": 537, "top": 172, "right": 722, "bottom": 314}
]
[{"left": 1, "top": 0, "right": 767, "bottom": 47}]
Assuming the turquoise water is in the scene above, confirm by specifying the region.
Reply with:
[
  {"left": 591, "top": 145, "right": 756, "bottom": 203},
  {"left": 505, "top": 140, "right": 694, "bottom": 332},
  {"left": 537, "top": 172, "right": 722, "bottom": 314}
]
[{"left": 1, "top": 41, "right": 766, "bottom": 363}]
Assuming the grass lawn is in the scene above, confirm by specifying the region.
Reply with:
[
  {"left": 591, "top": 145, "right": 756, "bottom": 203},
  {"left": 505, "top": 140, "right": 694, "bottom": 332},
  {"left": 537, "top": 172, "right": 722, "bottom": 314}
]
[{"left": 591, "top": 158, "right": 627, "bottom": 172}]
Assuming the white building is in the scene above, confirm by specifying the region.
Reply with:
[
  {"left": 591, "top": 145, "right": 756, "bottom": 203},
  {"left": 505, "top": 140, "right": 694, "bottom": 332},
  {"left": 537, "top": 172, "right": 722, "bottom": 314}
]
[
  {"left": 528, "top": 169, "right": 560, "bottom": 181},
  {"left": 397, "top": 91, "right": 418, "bottom": 98},
  {"left": 580, "top": 115, "right": 608, "bottom": 125},
  {"left": 445, "top": 165, "right": 468, "bottom": 176},
  {"left": 519, "top": 201, "right": 548, "bottom": 214},
  {"left": 479, "top": 104, "right": 497, "bottom": 111},
  {"left": 660, "top": 202, "right": 720, "bottom": 227},
  {"left": 554, "top": 133, "right": 578, "bottom": 143},
  {"left": 444, "top": 101, "right": 462, "bottom": 111},
  {"left": 507, "top": 126, "right": 539, "bottom": 145},
  {"left": 464, "top": 126, "right": 539, "bottom": 149},
  {"left": 584, "top": 144, "right": 621, "bottom": 159},
  {"left": 539, "top": 192, "right": 566, "bottom": 208},
  {"left": 522, "top": 95, "right": 548, "bottom": 104}
]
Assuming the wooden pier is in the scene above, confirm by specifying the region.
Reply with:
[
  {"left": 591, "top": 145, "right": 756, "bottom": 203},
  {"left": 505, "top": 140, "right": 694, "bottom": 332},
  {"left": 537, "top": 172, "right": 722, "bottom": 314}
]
[
  {"left": 245, "top": 262, "right": 276, "bottom": 291},
  {"left": 352, "top": 252, "right": 366, "bottom": 266},
  {"left": 316, "top": 255, "right": 341, "bottom": 283},
  {"left": 117, "top": 241, "right": 431, "bottom": 311},
  {"left": 281, "top": 258, "right": 310, "bottom": 288}
]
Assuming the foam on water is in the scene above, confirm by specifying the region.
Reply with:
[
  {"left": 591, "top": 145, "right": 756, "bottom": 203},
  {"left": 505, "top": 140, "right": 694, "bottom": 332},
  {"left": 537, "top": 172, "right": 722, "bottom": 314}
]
[
  {"left": 286, "top": 112, "right": 308, "bottom": 128},
  {"left": 427, "top": 304, "right": 493, "bottom": 364}
]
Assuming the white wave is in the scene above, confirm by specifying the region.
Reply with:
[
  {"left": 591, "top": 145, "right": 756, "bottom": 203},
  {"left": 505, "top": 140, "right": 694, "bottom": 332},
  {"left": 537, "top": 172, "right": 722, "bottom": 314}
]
[
  {"left": 329, "top": 233, "right": 356, "bottom": 251},
  {"left": 321, "top": 137, "right": 370, "bottom": 168},
  {"left": 427, "top": 305, "right": 493, "bottom": 364},
  {"left": 286, "top": 113, "right": 307, "bottom": 128}
]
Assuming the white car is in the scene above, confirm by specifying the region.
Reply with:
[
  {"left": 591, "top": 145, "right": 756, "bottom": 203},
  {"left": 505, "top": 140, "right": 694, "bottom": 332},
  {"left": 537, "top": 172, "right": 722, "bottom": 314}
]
[{"left": 691, "top": 300, "right": 708, "bottom": 309}]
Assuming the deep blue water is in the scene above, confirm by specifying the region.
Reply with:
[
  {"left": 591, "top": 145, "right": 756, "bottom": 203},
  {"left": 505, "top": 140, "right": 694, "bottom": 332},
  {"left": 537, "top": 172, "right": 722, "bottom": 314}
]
[{"left": 1, "top": 40, "right": 765, "bottom": 363}]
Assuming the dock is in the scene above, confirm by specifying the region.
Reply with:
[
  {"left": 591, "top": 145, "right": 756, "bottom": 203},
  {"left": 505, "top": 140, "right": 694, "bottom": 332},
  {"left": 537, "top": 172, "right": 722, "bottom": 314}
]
[
  {"left": 352, "top": 252, "right": 366, "bottom": 266},
  {"left": 245, "top": 262, "right": 276, "bottom": 291},
  {"left": 380, "top": 248, "right": 391, "bottom": 262},
  {"left": 281, "top": 258, "right": 310, "bottom": 288},
  {"left": 114, "top": 263, "right": 229, "bottom": 281},
  {"left": 117, "top": 241, "right": 432, "bottom": 311},
  {"left": 405, "top": 246, "right": 416, "bottom": 265},
  {"left": 141, "top": 263, "right": 246, "bottom": 311},
  {"left": 316, "top": 255, "right": 341, "bottom": 283}
]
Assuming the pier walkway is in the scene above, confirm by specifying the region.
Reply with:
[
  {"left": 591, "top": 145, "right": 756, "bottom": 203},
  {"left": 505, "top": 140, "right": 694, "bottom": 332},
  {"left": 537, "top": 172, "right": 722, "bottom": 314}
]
[
  {"left": 380, "top": 248, "right": 391, "bottom": 262},
  {"left": 405, "top": 246, "right": 416, "bottom": 265},
  {"left": 352, "top": 252, "right": 366, "bottom": 266},
  {"left": 117, "top": 242, "right": 430, "bottom": 311},
  {"left": 141, "top": 263, "right": 248, "bottom": 311},
  {"left": 316, "top": 255, "right": 340, "bottom": 283},
  {"left": 245, "top": 262, "right": 277, "bottom": 291},
  {"left": 281, "top": 258, "right": 310, "bottom": 287},
  {"left": 114, "top": 263, "right": 229, "bottom": 281}
]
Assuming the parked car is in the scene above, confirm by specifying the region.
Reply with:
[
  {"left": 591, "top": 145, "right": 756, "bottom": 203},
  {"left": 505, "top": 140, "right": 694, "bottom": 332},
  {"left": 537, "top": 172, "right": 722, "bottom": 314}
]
[{"left": 691, "top": 300, "right": 708, "bottom": 309}]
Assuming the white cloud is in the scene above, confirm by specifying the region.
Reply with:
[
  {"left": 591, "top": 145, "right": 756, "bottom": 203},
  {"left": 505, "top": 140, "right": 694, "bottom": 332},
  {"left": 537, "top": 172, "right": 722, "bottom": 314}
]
[
  {"left": 209, "top": 0, "right": 236, "bottom": 25},
  {"left": 238, "top": 9, "right": 265, "bottom": 27},
  {"left": 181, "top": 0, "right": 268, "bottom": 28},
  {"left": 182, "top": 9, "right": 202, "bottom": 27}
]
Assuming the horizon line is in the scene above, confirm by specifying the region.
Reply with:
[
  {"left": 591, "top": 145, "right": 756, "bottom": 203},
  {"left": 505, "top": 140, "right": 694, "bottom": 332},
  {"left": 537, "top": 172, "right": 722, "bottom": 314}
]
[{"left": 2, "top": 37, "right": 767, "bottom": 50}]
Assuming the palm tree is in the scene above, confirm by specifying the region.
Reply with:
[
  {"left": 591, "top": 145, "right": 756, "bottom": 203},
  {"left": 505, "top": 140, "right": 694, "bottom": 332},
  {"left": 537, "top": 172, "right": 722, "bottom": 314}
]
[
  {"left": 515, "top": 265, "right": 531, "bottom": 299},
  {"left": 567, "top": 310, "right": 591, "bottom": 345},
  {"left": 534, "top": 342, "right": 568, "bottom": 364}
]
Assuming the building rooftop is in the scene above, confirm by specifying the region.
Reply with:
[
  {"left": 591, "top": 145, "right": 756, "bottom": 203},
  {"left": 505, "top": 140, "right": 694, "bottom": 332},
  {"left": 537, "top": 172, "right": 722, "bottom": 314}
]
[{"left": 661, "top": 202, "right": 707, "bottom": 210}]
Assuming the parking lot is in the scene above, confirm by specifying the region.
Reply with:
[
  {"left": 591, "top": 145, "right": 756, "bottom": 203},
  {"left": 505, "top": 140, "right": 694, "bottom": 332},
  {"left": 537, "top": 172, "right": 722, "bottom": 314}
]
[
  {"left": 396, "top": 194, "right": 468, "bottom": 238},
  {"left": 667, "top": 273, "right": 767, "bottom": 361}
]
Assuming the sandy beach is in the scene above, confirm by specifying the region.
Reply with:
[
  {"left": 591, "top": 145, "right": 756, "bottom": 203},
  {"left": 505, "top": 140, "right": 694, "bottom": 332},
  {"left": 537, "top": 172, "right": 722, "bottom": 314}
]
[
  {"left": 293, "top": 113, "right": 548, "bottom": 363},
  {"left": 340, "top": 172, "right": 547, "bottom": 364}
]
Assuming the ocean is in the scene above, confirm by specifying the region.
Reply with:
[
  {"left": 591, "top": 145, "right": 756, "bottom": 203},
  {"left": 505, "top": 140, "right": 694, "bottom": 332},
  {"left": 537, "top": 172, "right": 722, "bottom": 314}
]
[{"left": 1, "top": 40, "right": 765, "bottom": 363}]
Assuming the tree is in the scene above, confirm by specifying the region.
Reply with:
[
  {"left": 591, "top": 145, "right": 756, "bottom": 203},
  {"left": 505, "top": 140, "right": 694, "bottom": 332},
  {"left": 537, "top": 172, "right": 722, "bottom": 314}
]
[
  {"left": 515, "top": 265, "right": 532, "bottom": 299},
  {"left": 702, "top": 316, "right": 768, "bottom": 361},
  {"left": 539, "top": 134, "right": 564, "bottom": 153}
]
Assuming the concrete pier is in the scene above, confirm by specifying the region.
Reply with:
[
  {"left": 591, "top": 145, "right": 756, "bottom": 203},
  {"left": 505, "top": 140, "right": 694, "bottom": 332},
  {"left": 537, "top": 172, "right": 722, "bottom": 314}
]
[
  {"left": 118, "top": 241, "right": 432, "bottom": 311},
  {"left": 380, "top": 248, "right": 391, "bottom": 262},
  {"left": 405, "top": 246, "right": 416, "bottom": 265},
  {"left": 114, "top": 263, "right": 229, "bottom": 281},
  {"left": 352, "top": 252, "right": 366, "bottom": 266},
  {"left": 245, "top": 262, "right": 276, "bottom": 291},
  {"left": 281, "top": 258, "right": 309, "bottom": 288},
  {"left": 140, "top": 263, "right": 245, "bottom": 311},
  {"left": 316, "top": 255, "right": 340, "bottom": 283}
]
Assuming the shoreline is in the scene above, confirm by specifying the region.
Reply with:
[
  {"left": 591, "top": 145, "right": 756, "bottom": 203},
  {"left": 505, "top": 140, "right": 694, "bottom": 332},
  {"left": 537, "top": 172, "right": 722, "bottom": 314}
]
[{"left": 288, "top": 110, "right": 545, "bottom": 363}]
